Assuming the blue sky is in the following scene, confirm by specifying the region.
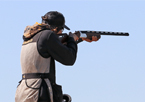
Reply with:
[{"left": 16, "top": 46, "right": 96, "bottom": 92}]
[{"left": 0, "top": 1, "right": 145, "bottom": 102}]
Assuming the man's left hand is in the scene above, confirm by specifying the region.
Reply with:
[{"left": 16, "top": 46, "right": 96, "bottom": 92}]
[{"left": 82, "top": 36, "right": 101, "bottom": 42}]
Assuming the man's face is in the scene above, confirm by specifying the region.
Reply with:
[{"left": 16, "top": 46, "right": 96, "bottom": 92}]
[{"left": 51, "top": 27, "right": 64, "bottom": 34}]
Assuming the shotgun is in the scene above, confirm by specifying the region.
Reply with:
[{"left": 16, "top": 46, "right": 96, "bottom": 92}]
[{"left": 58, "top": 31, "right": 129, "bottom": 43}]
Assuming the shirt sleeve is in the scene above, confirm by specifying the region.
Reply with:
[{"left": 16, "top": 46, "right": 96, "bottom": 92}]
[{"left": 43, "top": 30, "right": 78, "bottom": 65}]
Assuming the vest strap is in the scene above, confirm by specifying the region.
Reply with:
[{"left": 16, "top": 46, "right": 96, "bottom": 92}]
[{"left": 22, "top": 73, "right": 50, "bottom": 79}]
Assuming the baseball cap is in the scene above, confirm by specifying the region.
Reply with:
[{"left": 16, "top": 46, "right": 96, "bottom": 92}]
[{"left": 42, "top": 11, "right": 70, "bottom": 30}]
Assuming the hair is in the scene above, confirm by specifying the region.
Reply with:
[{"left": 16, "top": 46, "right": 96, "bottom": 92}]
[{"left": 41, "top": 11, "right": 65, "bottom": 30}]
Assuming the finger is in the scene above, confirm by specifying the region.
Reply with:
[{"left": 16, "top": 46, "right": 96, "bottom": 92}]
[
  {"left": 82, "top": 38, "right": 92, "bottom": 42},
  {"left": 92, "top": 36, "right": 98, "bottom": 41}
]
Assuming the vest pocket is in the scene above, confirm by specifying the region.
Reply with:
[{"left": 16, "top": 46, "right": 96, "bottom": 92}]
[
  {"left": 25, "top": 79, "right": 41, "bottom": 89},
  {"left": 25, "top": 79, "right": 51, "bottom": 102}
]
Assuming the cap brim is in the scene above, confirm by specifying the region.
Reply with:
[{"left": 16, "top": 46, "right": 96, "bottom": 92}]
[{"left": 64, "top": 25, "right": 70, "bottom": 30}]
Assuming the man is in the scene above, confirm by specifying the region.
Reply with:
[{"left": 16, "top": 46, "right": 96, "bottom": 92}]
[{"left": 15, "top": 11, "right": 100, "bottom": 102}]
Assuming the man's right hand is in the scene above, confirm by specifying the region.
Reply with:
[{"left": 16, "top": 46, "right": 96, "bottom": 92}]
[{"left": 69, "top": 32, "right": 79, "bottom": 41}]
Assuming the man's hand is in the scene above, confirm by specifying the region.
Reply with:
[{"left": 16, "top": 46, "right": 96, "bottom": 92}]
[{"left": 82, "top": 35, "right": 101, "bottom": 42}]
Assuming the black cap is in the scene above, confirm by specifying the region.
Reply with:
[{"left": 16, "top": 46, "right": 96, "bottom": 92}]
[{"left": 42, "top": 11, "right": 70, "bottom": 30}]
